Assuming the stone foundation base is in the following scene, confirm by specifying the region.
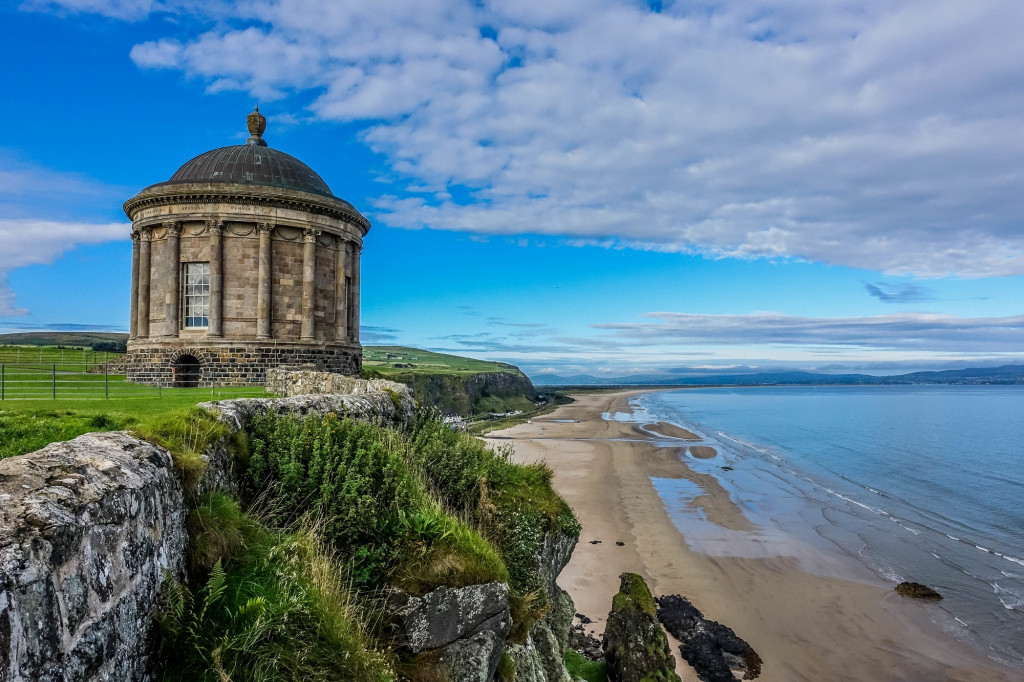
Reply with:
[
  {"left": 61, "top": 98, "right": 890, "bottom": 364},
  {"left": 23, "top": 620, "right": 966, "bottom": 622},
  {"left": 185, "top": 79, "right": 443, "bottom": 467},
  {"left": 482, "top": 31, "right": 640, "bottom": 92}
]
[{"left": 125, "top": 342, "right": 361, "bottom": 387}]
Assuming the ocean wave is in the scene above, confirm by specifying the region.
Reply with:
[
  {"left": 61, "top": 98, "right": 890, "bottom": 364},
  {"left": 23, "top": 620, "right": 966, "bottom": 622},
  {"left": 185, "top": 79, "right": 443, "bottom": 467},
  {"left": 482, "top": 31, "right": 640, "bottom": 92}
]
[
  {"left": 715, "top": 431, "right": 781, "bottom": 459},
  {"left": 993, "top": 584, "right": 1024, "bottom": 611}
]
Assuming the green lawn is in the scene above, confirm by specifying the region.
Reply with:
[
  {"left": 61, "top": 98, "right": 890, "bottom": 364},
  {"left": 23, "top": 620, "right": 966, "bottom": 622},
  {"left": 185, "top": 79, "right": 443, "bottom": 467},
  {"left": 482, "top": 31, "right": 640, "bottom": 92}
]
[
  {"left": 363, "top": 345, "right": 519, "bottom": 376},
  {"left": 0, "top": 386, "right": 269, "bottom": 459},
  {"left": 0, "top": 344, "right": 119, "bottom": 372}
]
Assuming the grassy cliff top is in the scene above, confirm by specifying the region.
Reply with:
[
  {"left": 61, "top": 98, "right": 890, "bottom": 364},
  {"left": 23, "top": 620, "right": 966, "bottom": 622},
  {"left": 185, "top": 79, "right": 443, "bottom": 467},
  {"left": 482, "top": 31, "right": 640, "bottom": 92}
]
[{"left": 363, "top": 346, "right": 522, "bottom": 376}]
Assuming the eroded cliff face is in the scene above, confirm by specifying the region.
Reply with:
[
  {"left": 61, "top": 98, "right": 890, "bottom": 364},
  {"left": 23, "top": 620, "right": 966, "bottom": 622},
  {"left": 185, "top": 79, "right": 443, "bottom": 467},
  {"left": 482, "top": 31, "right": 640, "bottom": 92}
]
[
  {"left": 0, "top": 432, "right": 186, "bottom": 682},
  {"left": 505, "top": 530, "right": 579, "bottom": 682},
  {"left": 382, "top": 371, "right": 537, "bottom": 417}
]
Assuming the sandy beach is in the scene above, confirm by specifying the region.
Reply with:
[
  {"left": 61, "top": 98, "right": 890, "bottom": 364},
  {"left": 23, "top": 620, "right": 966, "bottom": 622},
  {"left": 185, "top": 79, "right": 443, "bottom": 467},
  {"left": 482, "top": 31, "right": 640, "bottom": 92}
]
[{"left": 486, "top": 390, "right": 1019, "bottom": 682}]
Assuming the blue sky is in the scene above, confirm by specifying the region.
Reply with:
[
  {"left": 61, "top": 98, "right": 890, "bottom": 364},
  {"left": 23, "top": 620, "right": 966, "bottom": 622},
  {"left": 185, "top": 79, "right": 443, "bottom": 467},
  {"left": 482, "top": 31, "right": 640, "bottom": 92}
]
[{"left": 1, "top": 0, "right": 1022, "bottom": 380}]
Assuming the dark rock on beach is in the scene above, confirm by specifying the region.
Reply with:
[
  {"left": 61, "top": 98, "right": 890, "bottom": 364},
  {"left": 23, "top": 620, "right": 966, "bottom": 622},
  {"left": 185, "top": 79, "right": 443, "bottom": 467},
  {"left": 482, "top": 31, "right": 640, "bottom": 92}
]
[
  {"left": 570, "top": 615, "right": 604, "bottom": 661},
  {"left": 895, "top": 582, "right": 943, "bottom": 600},
  {"left": 656, "top": 594, "right": 762, "bottom": 681}
]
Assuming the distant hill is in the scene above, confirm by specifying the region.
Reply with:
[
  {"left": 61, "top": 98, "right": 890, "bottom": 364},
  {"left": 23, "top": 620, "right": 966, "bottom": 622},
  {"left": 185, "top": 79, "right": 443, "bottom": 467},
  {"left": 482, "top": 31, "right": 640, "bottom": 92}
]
[
  {"left": 535, "top": 365, "right": 1024, "bottom": 387},
  {"left": 363, "top": 346, "right": 521, "bottom": 376},
  {"left": 0, "top": 332, "right": 128, "bottom": 347}
]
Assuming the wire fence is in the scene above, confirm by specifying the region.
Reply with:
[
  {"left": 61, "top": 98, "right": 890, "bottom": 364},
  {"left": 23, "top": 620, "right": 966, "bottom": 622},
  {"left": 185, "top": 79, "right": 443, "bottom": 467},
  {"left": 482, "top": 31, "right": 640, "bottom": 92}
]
[
  {"left": 0, "top": 362, "right": 162, "bottom": 400},
  {"left": 0, "top": 347, "right": 120, "bottom": 371}
]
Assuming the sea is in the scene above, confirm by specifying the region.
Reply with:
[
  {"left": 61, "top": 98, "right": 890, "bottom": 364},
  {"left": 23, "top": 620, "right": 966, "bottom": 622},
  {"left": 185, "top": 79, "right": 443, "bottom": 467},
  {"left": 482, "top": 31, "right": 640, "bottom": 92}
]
[{"left": 620, "top": 385, "right": 1024, "bottom": 670}]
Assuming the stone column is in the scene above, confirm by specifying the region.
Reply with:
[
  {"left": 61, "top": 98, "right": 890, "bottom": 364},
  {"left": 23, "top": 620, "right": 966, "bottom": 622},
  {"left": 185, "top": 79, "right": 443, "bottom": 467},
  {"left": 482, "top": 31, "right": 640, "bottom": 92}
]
[
  {"left": 256, "top": 222, "right": 273, "bottom": 339},
  {"left": 137, "top": 228, "right": 152, "bottom": 339},
  {"left": 300, "top": 228, "right": 320, "bottom": 341},
  {"left": 352, "top": 244, "right": 362, "bottom": 343},
  {"left": 208, "top": 220, "right": 223, "bottom": 337},
  {"left": 334, "top": 238, "right": 348, "bottom": 341},
  {"left": 129, "top": 230, "right": 140, "bottom": 340},
  {"left": 165, "top": 221, "right": 181, "bottom": 337}
]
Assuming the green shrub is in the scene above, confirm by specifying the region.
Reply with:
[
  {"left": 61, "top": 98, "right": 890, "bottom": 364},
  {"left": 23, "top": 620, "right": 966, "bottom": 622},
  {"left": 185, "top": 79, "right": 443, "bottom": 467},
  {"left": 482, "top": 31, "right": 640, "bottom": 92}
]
[
  {"left": 133, "top": 407, "right": 230, "bottom": 489},
  {"left": 155, "top": 524, "right": 395, "bottom": 682},
  {"left": 245, "top": 413, "right": 420, "bottom": 558},
  {"left": 496, "top": 652, "right": 516, "bottom": 681},
  {"left": 564, "top": 649, "right": 608, "bottom": 682},
  {"left": 186, "top": 493, "right": 250, "bottom": 573},
  {"left": 394, "top": 512, "right": 508, "bottom": 595}
]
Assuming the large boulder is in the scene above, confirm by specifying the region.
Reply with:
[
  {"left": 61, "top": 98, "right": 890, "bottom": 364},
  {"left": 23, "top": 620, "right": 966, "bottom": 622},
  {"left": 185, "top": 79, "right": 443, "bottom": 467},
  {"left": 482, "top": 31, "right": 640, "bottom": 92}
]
[
  {"left": 0, "top": 432, "right": 186, "bottom": 682},
  {"left": 603, "top": 573, "right": 681, "bottom": 682},
  {"left": 390, "top": 583, "right": 511, "bottom": 681},
  {"left": 656, "top": 594, "right": 762, "bottom": 681},
  {"left": 200, "top": 379, "right": 415, "bottom": 431}
]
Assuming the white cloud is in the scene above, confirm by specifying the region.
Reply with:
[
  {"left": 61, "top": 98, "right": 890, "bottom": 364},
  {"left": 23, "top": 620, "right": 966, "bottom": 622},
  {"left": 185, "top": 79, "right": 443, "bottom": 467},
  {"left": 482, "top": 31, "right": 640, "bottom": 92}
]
[
  {"left": 21, "top": 0, "right": 161, "bottom": 20},
  {"left": 595, "top": 311, "right": 1024, "bottom": 353},
  {"left": 0, "top": 219, "right": 129, "bottom": 316},
  {"left": 58, "top": 0, "right": 1024, "bottom": 275},
  {"left": 0, "top": 154, "right": 132, "bottom": 317}
]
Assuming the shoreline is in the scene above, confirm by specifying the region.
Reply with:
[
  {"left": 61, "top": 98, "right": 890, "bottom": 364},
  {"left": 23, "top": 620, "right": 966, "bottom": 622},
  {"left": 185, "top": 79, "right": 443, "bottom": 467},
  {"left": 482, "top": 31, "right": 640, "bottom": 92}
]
[{"left": 486, "top": 389, "right": 1019, "bottom": 681}]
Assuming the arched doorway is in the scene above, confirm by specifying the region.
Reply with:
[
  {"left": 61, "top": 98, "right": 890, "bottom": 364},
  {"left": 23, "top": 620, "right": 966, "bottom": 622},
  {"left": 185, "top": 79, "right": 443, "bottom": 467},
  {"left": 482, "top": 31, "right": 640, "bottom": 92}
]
[{"left": 173, "top": 354, "right": 201, "bottom": 388}]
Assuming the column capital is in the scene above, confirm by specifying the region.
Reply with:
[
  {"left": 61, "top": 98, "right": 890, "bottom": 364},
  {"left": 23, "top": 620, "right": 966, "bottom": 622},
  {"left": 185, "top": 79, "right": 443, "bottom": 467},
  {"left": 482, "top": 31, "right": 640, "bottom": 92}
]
[
  {"left": 206, "top": 219, "right": 224, "bottom": 234},
  {"left": 164, "top": 220, "right": 182, "bottom": 236},
  {"left": 303, "top": 228, "right": 321, "bottom": 243},
  {"left": 257, "top": 221, "right": 275, "bottom": 235},
  {"left": 131, "top": 229, "right": 141, "bottom": 243}
]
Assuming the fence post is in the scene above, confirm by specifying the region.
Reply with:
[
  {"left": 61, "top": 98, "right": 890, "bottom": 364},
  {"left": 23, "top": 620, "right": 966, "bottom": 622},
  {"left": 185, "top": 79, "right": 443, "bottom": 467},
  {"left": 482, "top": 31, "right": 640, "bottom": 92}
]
[
  {"left": 105, "top": 364, "right": 109, "bottom": 399},
  {"left": 52, "top": 363, "right": 56, "bottom": 399},
  {"left": 1, "top": 363, "right": 4, "bottom": 400}
]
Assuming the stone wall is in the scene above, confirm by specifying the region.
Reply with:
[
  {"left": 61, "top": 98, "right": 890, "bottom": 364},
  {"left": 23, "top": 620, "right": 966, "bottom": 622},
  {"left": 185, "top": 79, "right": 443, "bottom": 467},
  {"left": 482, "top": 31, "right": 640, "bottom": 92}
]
[
  {"left": 0, "top": 433, "right": 186, "bottom": 682},
  {"left": 125, "top": 343, "right": 361, "bottom": 387},
  {"left": 266, "top": 367, "right": 405, "bottom": 398}
]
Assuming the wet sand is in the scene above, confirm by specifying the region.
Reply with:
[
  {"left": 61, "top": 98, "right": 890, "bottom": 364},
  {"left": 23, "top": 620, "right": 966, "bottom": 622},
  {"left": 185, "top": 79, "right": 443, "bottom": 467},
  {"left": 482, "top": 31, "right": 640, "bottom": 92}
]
[{"left": 486, "top": 390, "right": 1018, "bottom": 682}]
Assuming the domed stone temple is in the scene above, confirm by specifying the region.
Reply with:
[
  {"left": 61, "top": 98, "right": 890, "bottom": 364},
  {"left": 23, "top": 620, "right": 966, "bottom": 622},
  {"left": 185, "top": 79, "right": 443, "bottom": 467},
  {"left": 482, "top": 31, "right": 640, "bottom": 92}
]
[{"left": 124, "top": 108, "right": 368, "bottom": 387}]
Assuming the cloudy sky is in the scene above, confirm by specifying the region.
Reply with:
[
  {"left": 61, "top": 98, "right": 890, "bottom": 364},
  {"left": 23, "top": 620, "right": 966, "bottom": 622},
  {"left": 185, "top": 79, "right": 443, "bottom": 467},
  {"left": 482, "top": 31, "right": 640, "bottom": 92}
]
[{"left": 1, "top": 0, "right": 1022, "bottom": 379}]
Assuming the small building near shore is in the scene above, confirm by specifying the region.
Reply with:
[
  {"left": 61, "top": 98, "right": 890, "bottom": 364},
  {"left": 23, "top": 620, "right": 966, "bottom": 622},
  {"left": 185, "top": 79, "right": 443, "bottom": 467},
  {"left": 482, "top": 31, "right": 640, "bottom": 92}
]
[{"left": 123, "top": 108, "right": 369, "bottom": 387}]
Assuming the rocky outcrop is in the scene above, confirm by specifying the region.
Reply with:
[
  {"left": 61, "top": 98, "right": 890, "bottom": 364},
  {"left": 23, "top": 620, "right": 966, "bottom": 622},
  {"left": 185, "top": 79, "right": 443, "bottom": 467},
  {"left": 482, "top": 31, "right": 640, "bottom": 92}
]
[
  {"left": 604, "top": 574, "right": 680, "bottom": 682},
  {"left": 656, "top": 594, "right": 761, "bottom": 682},
  {"left": 380, "top": 371, "right": 537, "bottom": 417},
  {"left": 0, "top": 432, "right": 186, "bottom": 682},
  {"left": 894, "top": 582, "right": 943, "bottom": 600},
  {"left": 390, "top": 583, "right": 511, "bottom": 681},
  {"left": 200, "top": 378, "right": 415, "bottom": 431},
  {"left": 503, "top": 528, "right": 580, "bottom": 682}
]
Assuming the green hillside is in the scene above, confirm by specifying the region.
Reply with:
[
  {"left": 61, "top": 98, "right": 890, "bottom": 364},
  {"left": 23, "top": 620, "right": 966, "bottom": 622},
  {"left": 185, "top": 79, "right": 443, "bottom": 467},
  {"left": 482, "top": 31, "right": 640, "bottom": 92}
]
[
  {"left": 0, "top": 331, "right": 128, "bottom": 347},
  {"left": 363, "top": 346, "right": 519, "bottom": 376}
]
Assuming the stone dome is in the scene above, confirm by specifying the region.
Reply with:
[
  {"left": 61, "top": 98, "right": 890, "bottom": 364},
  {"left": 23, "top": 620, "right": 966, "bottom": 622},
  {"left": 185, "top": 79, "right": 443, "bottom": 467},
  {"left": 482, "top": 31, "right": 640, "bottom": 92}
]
[
  {"left": 165, "top": 144, "right": 334, "bottom": 198},
  {"left": 154, "top": 107, "right": 335, "bottom": 198}
]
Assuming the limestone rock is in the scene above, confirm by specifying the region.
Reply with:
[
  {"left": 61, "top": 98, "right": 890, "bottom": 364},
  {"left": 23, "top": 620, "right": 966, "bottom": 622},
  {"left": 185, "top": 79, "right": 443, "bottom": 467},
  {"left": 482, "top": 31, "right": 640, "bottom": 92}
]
[
  {"left": 603, "top": 573, "right": 681, "bottom": 682},
  {"left": 0, "top": 432, "right": 186, "bottom": 682},
  {"left": 391, "top": 582, "right": 510, "bottom": 653},
  {"left": 656, "top": 594, "right": 762, "bottom": 681},
  {"left": 200, "top": 379, "right": 415, "bottom": 431},
  {"left": 894, "top": 582, "right": 943, "bottom": 600},
  {"left": 436, "top": 611, "right": 509, "bottom": 682}
]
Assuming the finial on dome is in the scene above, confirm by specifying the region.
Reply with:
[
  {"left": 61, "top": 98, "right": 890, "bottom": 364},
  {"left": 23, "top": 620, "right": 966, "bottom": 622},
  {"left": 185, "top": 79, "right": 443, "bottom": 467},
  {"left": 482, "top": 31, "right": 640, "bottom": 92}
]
[{"left": 246, "top": 106, "right": 268, "bottom": 147}]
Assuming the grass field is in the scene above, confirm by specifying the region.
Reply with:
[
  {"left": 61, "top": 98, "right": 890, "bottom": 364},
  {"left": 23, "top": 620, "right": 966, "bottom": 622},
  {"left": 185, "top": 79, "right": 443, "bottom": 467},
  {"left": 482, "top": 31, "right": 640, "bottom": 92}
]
[
  {"left": 0, "top": 344, "right": 120, "bottom": 371},
  {"left": 363, "top": 345, "right": 520, "bottom": 376},
  {"left": 0, "top": 386, "right": 269, "bottom": 459}
]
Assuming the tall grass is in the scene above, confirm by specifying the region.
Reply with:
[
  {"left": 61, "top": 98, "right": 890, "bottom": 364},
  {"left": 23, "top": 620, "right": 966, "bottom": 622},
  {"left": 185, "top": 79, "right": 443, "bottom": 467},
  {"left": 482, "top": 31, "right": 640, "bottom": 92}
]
[{"left": 156, "top": 516, "right": 395, "bottom": 682}]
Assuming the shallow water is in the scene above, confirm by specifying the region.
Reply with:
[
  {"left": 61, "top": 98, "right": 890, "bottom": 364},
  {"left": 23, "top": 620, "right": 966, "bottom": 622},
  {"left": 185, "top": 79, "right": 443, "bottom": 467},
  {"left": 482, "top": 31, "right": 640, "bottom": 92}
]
[{"left": 627, "top": 385, "right": 1024, "bottom": 669}]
